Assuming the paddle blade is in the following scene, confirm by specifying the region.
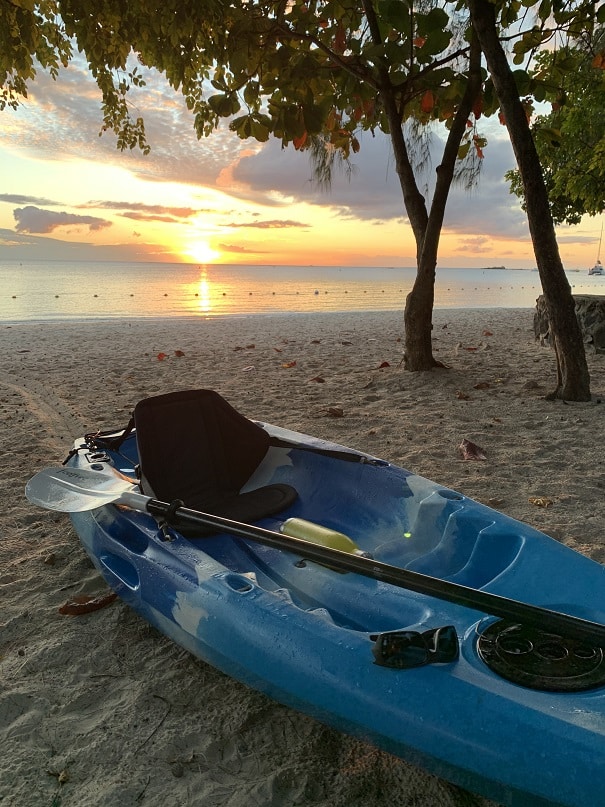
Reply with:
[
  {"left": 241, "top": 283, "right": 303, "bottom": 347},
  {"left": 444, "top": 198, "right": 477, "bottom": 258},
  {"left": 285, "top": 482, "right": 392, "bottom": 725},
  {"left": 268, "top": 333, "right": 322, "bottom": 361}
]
[{"left": 26, "top": 466, "right": 137, "bottom": 512}]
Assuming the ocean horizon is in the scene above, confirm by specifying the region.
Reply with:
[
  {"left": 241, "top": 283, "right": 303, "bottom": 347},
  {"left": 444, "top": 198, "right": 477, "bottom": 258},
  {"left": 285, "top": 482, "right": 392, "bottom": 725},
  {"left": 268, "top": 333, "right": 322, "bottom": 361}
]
[{"left": 1, "top": 259, "right": 601, "bottom": 322}]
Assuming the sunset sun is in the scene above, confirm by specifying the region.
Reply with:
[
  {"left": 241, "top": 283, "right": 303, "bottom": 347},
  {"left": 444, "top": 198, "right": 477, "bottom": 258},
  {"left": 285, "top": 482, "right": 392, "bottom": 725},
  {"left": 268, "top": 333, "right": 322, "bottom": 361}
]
[{"left": 187, "top": 241, "right": 220, "bottom": 264}]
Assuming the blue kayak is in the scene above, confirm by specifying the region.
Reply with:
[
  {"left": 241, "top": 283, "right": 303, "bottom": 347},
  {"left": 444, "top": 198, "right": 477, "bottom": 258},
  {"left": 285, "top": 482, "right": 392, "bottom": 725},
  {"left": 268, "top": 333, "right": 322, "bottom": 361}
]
[{"left": 58, "top": 390, "right": 605, "bottom": 807}]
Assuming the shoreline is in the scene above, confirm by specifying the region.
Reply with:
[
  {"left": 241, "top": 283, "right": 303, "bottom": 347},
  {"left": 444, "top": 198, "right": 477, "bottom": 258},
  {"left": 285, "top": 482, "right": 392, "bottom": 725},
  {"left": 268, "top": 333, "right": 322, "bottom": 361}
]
[
  {"left": 2, "top": 308, "right": 605, "bottom": 806},
  {"left": 0, "top": 303, "right": 535, "bottom": 327}
]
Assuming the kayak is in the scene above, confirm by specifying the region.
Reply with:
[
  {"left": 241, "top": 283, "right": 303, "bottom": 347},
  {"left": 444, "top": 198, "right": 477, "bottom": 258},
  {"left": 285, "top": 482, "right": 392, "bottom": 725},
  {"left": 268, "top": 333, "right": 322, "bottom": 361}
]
[{"left": 26, "top": 390, "right": 605, "bottom": 807}]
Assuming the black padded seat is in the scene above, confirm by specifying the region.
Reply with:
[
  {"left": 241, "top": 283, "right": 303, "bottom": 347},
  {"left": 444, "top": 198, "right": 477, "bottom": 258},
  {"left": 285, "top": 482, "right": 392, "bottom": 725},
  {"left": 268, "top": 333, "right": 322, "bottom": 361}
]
[{"left": 134, "top": 389, "right": 297, "bottom": 534}]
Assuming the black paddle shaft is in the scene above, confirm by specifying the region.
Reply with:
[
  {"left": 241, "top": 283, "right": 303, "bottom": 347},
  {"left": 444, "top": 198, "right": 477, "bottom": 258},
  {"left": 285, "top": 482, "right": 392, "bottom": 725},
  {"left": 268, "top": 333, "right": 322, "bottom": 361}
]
[{"left": 145, "top": 498, "right": 605, "bottom": 647}]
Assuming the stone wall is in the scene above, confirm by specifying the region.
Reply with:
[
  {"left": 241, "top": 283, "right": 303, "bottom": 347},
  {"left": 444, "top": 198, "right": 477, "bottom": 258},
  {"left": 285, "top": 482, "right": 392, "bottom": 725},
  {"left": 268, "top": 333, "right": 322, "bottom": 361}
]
[{"left": 535, "top": 294, "right": 605, "bottom": 353}]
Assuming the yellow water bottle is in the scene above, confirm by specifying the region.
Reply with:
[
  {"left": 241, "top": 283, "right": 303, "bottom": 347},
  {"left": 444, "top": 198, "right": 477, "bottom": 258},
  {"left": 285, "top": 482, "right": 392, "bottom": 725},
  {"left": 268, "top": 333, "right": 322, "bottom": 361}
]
[{"left": 280, "top": 517, "right": 369, "bottom": 556}]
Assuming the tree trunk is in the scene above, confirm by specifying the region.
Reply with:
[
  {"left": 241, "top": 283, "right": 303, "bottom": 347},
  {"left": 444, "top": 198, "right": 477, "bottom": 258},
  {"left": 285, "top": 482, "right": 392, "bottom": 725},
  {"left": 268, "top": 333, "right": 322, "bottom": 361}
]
[
  {"left": 403, "top": 35, "right": 482, "bottom": 370},
  {"left": 468, "top": 0, "right": 591, "bottom": 401}
]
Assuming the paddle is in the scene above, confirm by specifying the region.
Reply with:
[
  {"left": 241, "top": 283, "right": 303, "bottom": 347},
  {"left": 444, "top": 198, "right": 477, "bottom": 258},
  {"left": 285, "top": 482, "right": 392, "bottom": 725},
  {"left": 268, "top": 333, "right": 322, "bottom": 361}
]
[{"left": 26, "top": 465, "right": 605, "bottom": 646}]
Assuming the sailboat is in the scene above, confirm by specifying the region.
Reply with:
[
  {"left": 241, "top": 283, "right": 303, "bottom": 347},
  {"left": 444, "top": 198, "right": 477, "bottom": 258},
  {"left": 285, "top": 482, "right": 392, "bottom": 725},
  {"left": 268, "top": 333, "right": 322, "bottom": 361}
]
[{"left": 588, "top": 221, "right": 604, "bottom": 275}]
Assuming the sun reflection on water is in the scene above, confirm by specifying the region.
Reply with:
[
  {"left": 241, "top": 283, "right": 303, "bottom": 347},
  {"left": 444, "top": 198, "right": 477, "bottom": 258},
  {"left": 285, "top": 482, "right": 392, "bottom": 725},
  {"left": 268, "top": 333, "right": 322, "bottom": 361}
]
[
  {"left": 184, "top": 268, "right": 218, "bottom": 315},
  {"left": 197, "top": 274, "right": 212, "bottom": 313}
]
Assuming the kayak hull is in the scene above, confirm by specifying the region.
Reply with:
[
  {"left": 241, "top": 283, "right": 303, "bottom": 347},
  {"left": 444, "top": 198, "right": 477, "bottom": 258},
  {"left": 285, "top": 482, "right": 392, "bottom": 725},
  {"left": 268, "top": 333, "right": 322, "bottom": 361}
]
[{"left": 67, "top": 423, "right": 605, "bottom": 807}]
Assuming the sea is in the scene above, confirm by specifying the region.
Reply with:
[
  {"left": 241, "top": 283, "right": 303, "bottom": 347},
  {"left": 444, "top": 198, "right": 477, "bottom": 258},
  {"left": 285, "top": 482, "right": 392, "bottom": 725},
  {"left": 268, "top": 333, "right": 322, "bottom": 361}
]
[{"left": 0, "top": 260, "right": 601, "bottom": 322}]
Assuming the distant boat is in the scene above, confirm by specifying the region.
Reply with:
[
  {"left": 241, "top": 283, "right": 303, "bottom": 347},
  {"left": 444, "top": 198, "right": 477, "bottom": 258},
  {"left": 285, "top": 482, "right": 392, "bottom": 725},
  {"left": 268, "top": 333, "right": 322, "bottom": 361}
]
[{"left": 588, "top": 222, "right": 603, "bottom": 275}]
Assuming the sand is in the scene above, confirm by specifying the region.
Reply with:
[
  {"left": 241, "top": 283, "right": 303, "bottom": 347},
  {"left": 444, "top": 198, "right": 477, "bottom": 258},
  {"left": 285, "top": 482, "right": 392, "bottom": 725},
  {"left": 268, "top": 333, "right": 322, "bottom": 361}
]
[{"left": 2, "top": 308, "right": 604, "bottom": 807}]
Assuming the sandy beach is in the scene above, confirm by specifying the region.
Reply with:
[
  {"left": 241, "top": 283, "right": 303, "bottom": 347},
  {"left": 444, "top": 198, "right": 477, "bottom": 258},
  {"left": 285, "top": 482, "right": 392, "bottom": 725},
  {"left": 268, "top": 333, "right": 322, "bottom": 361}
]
[{"left": 2, "top": 307, "right": 605, "bottom": 807}]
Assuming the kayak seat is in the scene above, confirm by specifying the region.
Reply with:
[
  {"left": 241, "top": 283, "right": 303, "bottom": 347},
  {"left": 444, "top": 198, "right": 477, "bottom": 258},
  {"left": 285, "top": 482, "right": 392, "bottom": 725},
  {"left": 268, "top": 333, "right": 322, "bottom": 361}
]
[{"left": 134, "top": 389, "right": 298, "bottom": 535}]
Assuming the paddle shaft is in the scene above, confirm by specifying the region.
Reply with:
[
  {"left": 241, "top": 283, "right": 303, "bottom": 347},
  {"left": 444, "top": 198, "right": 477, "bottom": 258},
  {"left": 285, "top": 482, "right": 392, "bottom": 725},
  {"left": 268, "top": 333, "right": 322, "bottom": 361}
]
[{"left": 131, "top": 493, "right": 605, "bottom": 646}]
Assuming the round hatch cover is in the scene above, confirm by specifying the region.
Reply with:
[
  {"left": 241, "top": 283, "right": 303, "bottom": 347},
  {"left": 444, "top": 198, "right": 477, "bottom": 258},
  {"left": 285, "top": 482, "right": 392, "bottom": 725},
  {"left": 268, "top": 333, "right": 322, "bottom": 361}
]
[{"left": 477, "top": 620, "right": 605, "bottom": 692}]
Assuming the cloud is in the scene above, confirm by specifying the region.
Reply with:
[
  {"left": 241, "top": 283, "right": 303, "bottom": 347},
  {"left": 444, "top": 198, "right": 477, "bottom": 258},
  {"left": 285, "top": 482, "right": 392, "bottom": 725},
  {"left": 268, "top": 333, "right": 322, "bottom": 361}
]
[
  {"left": 5, "top": 58, "right": 257, "bottom": 188},
  {"left": 119, "top": 211, "right": 188, "bottom": 223},
  {"left": 0, "top": 227, "right": 173, "bottom": 261},
  {"left": 218, "top": 242, "right": 271, "bottom": 254},
  {"left": 1, "top": 52, "right": 533, "bottom": 251},
  {"left": 232, "top": 126, "right": 530, "bottom": 242},
  {"left": 454, "top": 235, "right": 493, "bottom": 254},
  {"left": 86, "top": 201, "right": 203, "bottom": 218},
  {"left": 221, "top": 219, "right": 309, "bottom": 229},
  {"left": 234, "top": 132, "right": 397, "bottom": 210},
  {"left": 13, "top": 205, "right": 112, "bottom": 234},
  {"left": 0, "top": 193, "right": 61, "bottom": 206}
]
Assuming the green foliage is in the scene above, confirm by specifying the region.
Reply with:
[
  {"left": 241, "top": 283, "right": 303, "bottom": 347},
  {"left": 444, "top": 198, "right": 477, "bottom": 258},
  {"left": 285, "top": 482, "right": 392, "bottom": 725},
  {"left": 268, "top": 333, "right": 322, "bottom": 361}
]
[
  {"left": 1, "top": 0, "right": 484, "bottom": 160},
  {"left": 506, "top": 35, "right": 605, "bottom": 225},
  {"left": 0, "top": 0, "right": 72, "bottom": 110},
  {"left": 3, "top": 0, "right": 602, "bottom": 211}
]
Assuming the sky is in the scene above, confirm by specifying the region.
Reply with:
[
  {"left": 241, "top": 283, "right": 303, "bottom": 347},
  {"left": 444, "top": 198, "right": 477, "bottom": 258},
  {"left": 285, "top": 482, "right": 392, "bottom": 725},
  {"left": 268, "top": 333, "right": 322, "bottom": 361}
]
[{"left": 0, "top": 58, "right": 601, "bottom": 269}]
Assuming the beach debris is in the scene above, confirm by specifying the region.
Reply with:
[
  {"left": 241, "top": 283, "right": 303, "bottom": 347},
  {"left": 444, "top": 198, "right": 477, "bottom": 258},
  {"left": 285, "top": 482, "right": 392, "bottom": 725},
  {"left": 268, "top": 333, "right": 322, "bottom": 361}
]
[
  {"left": 171, "top": 762, "right": 185, "bottom": 778},
  {"left": 521, "top": 379, "right": 542, "bottom": 390},
  {"left": 529, "top": 496, "right": 554, "bottom": 508},
  {"left": 273, "top": 347, "right": 283, "bottom": 353},
  {"left": 156, "top": 350, "right": 185, "bottom": 360},
  {"left": 455, "top": 342, "right": 490, "bottom": 355},
  {"left": 282, "top": 360, "right": 297, "bottom": 368},
  {"left": 311, "top": 339, "right": 321, "bottom": 344},
  {"left": 58, "top": 590, "right": 118, "bottom": 616},
  {"left": 241, "top": 365, "right": 255, "bottom": 372},
  {"left": 308, "top": 376, "right": 325, "bottom": 383},
  {"left": 327, "top": 406, "right": 345, "bottom": 417},
  {"left": 233, "top": 344, "right": 256, "bottom": 351},
  {"left": 456, "top": 390, "right": 471, "bottom": 400},
  {"left": 483, "top": 330, "right": 494, "bottom": 336},
  {"left": 47, "top": 768, "right": 69, "bottom": 785},
  {"left": 458, "top": 438, "right": 487, "bottom": 461},
  {"left": 377, "top": 361, "right": 390, "bottom": 368},
  {"left": 341, "top": 340, "right": 353, "bottom": 345}
]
